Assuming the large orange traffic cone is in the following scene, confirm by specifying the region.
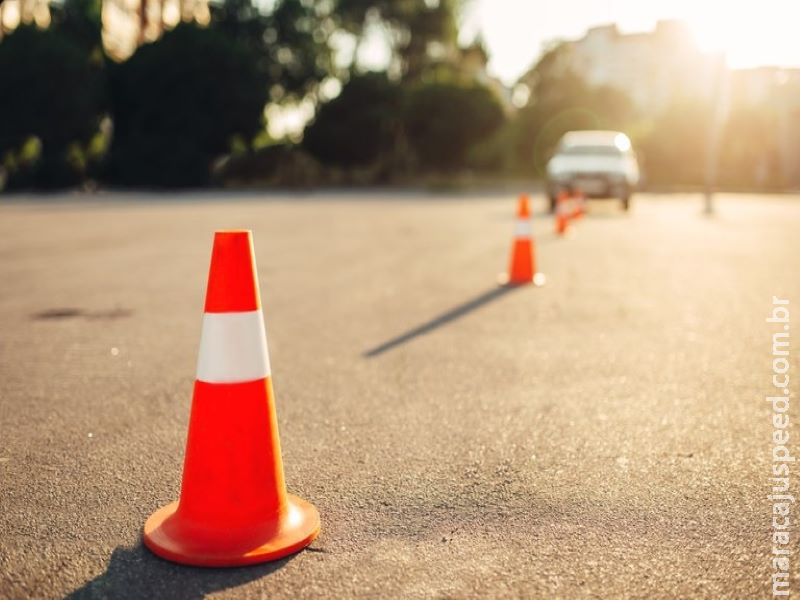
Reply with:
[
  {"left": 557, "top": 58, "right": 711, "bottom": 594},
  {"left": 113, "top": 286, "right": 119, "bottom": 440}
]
[
  {"left": 555, "top": 191, "right": 570, "bottom": 236},
  {"left": 503, "top": 194, "right": 544, "bottom": 286},
  {"left": 143, "top": 230, "right": 320, "bottom": 567}
]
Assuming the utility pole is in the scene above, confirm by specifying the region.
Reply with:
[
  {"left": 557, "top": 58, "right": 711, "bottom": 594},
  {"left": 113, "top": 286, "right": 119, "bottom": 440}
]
[{"left": 704, "top": 53, "right": 729, "bottom": 216}]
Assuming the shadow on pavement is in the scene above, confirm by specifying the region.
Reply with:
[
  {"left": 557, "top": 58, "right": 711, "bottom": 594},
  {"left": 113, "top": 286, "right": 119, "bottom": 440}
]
[
  {"left": 66, "top": 543, "right": 293, "bottom": 600},
  {"left": 364, "top": 284, "right": 520, "bottom": 358},
  {"left": 31, "top": 307, "right": 133, "bottom": 321}
]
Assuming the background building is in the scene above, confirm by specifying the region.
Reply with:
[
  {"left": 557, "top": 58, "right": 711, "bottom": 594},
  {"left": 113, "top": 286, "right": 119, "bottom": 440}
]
[
  {"left": 566, "top": 20, "right": 800, "bottom": 187},
  {"left": 570, "top": 20, "right": 721, "bottom": 115}
]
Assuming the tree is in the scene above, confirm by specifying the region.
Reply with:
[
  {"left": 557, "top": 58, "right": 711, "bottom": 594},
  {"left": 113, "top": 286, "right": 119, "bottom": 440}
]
[
  {"left": 402, "top": 79, "right": 506, "bottom": 171},
  {"left": 210, "top": 0, "right": 336, "bottom": 103},
  {"left": 516, "top": 40, "right": 578, "bottom": 106},
  {"left": 302, "top": 72, "right": 401, "bottom": 168},
  {"left": 107, "top": 23, "right": 267, "bottom": 186},
  {"left": 50, "top": 0, "right": 104, "bottom": 53},
  {"left": 0, "top": 25, "right": 105, "bottom": 188},
  {"left": 335, "top": 0, "right": 461, "bottom": 80},
  {"left": 512, "top": 40, "right": 637, "bottom": 174}
]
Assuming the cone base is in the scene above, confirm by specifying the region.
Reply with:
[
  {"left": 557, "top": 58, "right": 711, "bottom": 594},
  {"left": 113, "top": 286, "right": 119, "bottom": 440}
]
[
  {"left": 555, "top": 224, "right": 571, "bottom": 237},
  {"left": 497, "top": 272, "right": 546, "bottom": 287},
  {"left": 143, "top": 495, "right": 320, "bottom": 567}
]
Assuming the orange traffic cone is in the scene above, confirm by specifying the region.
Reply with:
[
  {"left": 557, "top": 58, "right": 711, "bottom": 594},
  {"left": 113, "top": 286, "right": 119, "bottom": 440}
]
[
  {"left": 503, "top": 194, "right": 545, "bottom": 286},
  {"left": 555, "top": 191, "right": 570, "bottom": 236},
  {"left": 571, "top": 188, "right": 586, "bottom": 220},
  {"left": 143, "top": 230, "right": 320, "bottom": 567}
]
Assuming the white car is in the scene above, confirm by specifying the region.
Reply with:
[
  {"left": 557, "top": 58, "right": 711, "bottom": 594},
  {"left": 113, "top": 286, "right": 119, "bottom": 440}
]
[{"left": 546, "top": 130, "right": 640, "bottom": 212}]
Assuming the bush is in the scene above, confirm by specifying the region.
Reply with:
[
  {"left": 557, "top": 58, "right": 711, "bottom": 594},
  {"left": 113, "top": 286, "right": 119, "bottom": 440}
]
[
  {"left": 50, "top": 0, "right": 103, "bottom": 53},
  {"left": 0, "top": 25, "right": 105, "bottom": 188},
  {"left": 107, "top": 24, "right": 267, "bottom": 187},
  {"left": 402, "top": 80, "right": 506, "bottom": 172},
  {"left": 303, "top": 73, "right": 402, "bottom": 169},
  {"left": 216, "top": 144, "right": 323, "bottom": 186}
]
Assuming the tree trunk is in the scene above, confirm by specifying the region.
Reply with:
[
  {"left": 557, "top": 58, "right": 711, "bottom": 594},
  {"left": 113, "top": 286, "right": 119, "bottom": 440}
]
[{"left": 138, "top": 0, "right": 148, "bottom": 44}]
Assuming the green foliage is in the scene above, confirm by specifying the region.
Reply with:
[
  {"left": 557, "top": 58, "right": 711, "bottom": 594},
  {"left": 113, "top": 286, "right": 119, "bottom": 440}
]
[
  {"left": 210, "top": 0, "right": 336, "bottom": 101},
  {"left": 517, "top": 39, "right": 576, "bottom": 104},
  {"left": 50, "top": 0, "right": 104, "bottom": 54},
  {"left": 2, "top": 6, "right": 792, "bottom": 192},
  {"left": 512, "top": 41, "right": 637, "bottom": 175},
  {"left": 107, "top": 23, "right": 267, "bottom": 187},
  {"left": 303, "top": 72, "right": 401, "bottom": 168},
  {"left": 0, "top": 25, "right": 105, "bottom": 188},
  {"left": 216, "top": 143, "right": 323, "bottom": 186},
  {"left": 466, "top": 121, "right": 517, "bottom": 172},
  {"left": 514, "top": 85, "right": 636, "bottom": 176},
  {"left": 336, "top": 0, "right": 461, "bottom": 79},
  {"left": 402, "top": 79, "right": 506, "bottom": 172}
]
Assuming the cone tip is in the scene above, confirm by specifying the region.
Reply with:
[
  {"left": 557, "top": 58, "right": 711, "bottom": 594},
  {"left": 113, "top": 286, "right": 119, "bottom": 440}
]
[
  {"left": 204, "top": 230, "right": 261, "bottom": 313},
  {"left": 517, "top": 194, "right": 531, "bottom": 218},
  {"left": 214, "top": 229, "right": 252, "bottom": 240}
]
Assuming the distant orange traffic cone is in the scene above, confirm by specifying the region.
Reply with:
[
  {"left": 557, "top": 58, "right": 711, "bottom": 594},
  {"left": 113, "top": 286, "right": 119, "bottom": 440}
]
[
  {"left": 571, "top": 188, "right": 586, "bottom": 220},
  {"left": 143, "top": 230, "right": 320, "bottom": 567},
  {"left": 555, "top": 191, "right": 570, "bottom": 236},
  {"left": 504, "top": 194, "right": 544, "bottom": 286}
]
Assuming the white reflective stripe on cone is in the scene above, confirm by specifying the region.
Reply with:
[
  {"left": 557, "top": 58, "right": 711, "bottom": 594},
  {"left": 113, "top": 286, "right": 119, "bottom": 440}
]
[
  {"left": 514, "top": 219, "right": 531, "bottom": 238},
  {"left": 196, "top": 310, "right": 271, "bottom": 383}
]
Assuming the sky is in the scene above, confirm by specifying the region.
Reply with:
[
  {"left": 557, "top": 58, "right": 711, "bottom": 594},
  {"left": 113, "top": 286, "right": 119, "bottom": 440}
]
[{"left": 460, "top": 0, "right": 800, "bottom": 85}]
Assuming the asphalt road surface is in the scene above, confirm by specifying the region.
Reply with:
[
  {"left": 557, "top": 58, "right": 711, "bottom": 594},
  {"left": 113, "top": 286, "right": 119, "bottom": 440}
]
[{"left": 1, "top": 191, "right": 798, "bottom": 599}]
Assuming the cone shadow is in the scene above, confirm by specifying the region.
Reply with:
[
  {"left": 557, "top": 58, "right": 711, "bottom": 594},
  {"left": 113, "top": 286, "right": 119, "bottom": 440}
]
[
  {"left": 31, "top": 307, "right": 133, "bottom": 321},
  {"left": 65, "top": 542, "right": 295, "bottom": 600},
  {"left": 363, "top": 285, "right": 520, "bottom": 358}
]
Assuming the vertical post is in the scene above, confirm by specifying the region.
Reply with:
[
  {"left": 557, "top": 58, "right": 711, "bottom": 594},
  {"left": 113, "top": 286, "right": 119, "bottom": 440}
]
[{"left": 704, "top": 53, "right": 728, "bottom": 216}]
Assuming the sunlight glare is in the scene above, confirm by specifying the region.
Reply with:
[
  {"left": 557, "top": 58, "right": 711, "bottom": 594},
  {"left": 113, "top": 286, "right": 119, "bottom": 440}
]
[
  {"left": 464, "top": 0, "right": 800, "bottom": 84},
  {"left": 687, "top": 2, "right": 800, "bottom": 67}
]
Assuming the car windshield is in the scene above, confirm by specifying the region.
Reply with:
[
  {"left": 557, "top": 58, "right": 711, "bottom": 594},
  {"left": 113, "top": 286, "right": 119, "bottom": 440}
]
[{"left": 560, "top": 145, "right": 623, "bottom": 157}]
